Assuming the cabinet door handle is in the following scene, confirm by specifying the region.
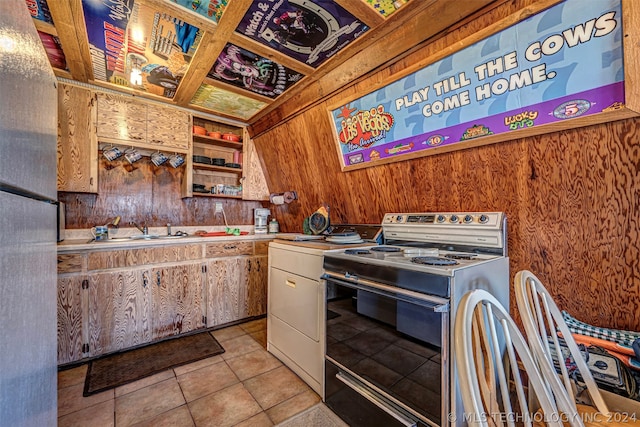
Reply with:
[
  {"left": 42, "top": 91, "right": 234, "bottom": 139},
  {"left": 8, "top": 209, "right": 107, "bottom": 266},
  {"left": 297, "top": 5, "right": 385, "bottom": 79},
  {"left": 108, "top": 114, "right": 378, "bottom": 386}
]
[
  {"left": 142, "top": 272, "right": 148, "bottom": 288},
  {"left": 286, "top": 279, "right": 296, "bottom": 288},
  {"left": 156, "top": 271, "right": 161, "bottom": 287},
  {"left": 223, "top": 245, "right": 237, "bottom": 250}
]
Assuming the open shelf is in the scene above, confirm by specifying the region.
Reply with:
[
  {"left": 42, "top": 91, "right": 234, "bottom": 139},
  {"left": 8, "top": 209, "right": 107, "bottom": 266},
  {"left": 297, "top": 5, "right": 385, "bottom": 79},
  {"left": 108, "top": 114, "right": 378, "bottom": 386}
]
[
  {"left": 193, "top": 135, "right": 243, "bottom": 150},
  {"left": 191, "top": 193, "right": 242, "bottom": 199},
  {"left": 192, "top": 162, "right": 243, "bottom": 174}
]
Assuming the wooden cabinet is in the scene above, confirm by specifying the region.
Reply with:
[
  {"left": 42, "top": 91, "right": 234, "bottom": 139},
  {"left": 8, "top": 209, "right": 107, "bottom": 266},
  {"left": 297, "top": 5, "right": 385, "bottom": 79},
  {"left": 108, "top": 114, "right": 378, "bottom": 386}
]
[
  {"left": 57, "top": 275, "right": 86, "bottom": 364},
  {"left": 247, "top": 255, "right": 268, "bottom": 318},
  {"left": 185, "top": 116, "right": 269, "bottom": 200},
  {"left": 57, "top": 83, "right": 98, "bottom": 193},
  {"left": 241, "top": 130, "right": 270, "bottom": 201},
  {"left": 86, "top": 268, "right": 152, "bottom": 357},
  {"left": 147, "top": 105, "right": 190, "bottom": 150},
  {"left": 95, "top": 93, "right": 146, "bottom": 143},
  {"left": 150, "top": 262, "right": 205, "bottom": 340},
  {"left": 95, "top": 92, "right": 190, "bottom": 152},
  {"left": 56, "top": 238, "right": 269, "bottom": 365},
  {"left": 205, "top": 253, "right": 267, "bottom": 327},
  {"left": 205, "top": 257, "right": 249, "bottom": 327}
]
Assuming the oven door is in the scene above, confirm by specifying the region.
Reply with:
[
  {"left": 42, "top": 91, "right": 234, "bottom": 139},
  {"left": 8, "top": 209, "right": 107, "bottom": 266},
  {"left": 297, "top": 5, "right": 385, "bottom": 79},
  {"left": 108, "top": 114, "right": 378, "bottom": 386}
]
[{"left": 323, "top": 273, "right": 449, "bottom": 427}]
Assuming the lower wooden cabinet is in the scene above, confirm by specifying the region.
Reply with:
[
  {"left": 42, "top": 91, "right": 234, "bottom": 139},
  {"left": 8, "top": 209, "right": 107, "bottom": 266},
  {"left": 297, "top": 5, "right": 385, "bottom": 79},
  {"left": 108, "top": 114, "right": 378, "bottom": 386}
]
[
  {"left": 86, "top": 269, "right": 152, "bottom": 357},
  {"left": 205, "top": 255, "right": 268, "bottom": 328},
  {"left": 57, "top": 275, "right": 85, "bottom": 364},
  {"left": 57, "top": 241, "right": 269, "bottom": 365},
  {"left": 151, "top": 263, "right": 205, "bottom": 340}
]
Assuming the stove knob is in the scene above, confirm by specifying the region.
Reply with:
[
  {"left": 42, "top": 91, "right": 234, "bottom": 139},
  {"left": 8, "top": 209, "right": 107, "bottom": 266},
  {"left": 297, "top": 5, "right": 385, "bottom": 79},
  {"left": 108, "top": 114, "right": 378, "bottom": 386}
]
[
  {"left": 449, "top": 214, "right": 459, "bottom": 223},
  {"left": 436, "top": 215, "right": 446, "bottom": 223},
  {"left": 464, "top": 214, "right": 474, "bottom": 223},
  {"left": 479, "top": 214, "right": 489, "bottom": 224},
  {"left": 396, "top": 215, "right": 403, "bottom": 223}
]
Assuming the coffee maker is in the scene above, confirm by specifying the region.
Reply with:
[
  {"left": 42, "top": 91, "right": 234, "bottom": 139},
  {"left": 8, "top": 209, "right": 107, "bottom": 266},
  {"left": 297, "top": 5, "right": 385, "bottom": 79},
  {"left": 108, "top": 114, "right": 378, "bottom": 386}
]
[{"left": 254, "top": 208, "right": 270, "bottom": 234}]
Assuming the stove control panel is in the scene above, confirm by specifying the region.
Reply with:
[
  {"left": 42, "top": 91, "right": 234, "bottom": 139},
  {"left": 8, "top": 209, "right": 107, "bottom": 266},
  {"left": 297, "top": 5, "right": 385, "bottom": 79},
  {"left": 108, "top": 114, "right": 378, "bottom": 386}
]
[{"left": 383, "top": 212, "right": 503, "bottom": 227}]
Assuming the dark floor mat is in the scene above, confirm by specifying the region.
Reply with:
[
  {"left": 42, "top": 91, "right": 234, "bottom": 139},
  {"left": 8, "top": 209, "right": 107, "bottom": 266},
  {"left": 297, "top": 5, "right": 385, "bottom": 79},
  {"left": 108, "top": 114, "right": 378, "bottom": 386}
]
[{"left": 84, "top": 332, "right": 224, "bottom": 396}]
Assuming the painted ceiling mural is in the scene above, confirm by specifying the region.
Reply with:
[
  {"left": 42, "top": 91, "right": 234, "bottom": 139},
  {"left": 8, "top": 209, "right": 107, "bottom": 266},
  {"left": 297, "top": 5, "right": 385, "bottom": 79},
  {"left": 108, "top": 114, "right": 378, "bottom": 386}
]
[
  {"left": 82, "top": 0, "right": 202, "bottom": 98},
  {"left": 236, "top": 0, "right": 369, "bottom": 67},
  {"left": 208, "top": 43, "right": 304, "bottom": 99},
  {"left": 24, "top": 0, "right": 408, "bottom": 121},
  {"left": 168, "top": 0, "right": 228, "bottom": 23},
  {"left": 190, "top": 84, "right": 267, "bottom": 120}
]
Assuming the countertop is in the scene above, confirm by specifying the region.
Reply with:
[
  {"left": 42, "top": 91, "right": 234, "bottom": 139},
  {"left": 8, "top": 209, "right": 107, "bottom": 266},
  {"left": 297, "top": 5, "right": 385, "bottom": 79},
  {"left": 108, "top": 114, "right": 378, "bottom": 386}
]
[
  {"left": 270, "top": 239, "right": 375, "bottom": 251},
  {"left": 58, "top": 225, "right": 274, "bottom": 252}
]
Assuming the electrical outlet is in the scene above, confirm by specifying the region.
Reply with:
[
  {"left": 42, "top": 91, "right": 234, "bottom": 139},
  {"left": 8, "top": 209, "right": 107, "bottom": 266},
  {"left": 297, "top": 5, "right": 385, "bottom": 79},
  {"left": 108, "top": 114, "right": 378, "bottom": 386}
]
[{"left": 215, "top": 203, "right": 223, "bottom": 213}]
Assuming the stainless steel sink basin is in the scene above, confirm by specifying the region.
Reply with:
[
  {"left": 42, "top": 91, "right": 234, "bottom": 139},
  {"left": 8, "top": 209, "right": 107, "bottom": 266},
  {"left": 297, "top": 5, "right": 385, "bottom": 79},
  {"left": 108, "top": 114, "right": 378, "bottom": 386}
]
[{"left": 91, "top": 234, "right": 192, "bottom": 243}]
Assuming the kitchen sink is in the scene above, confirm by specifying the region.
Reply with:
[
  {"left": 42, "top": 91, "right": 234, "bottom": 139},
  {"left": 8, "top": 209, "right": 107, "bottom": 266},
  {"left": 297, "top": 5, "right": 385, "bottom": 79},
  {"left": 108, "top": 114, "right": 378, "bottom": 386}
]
[{"left": 93, "top": 234, "right": 192, "bottom": 243}]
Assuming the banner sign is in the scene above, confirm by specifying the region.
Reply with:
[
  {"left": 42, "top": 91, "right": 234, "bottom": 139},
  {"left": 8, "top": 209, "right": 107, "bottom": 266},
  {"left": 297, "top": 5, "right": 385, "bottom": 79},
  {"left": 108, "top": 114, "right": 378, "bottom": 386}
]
[{"left": 329, "top": 0, "right": 624, "bottom": 169}]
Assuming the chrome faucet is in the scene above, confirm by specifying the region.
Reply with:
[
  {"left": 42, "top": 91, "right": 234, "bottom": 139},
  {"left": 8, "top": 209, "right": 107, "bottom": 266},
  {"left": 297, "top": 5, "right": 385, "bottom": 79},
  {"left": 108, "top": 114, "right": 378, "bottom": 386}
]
[{"left": 130, "top": 221, "right": 148, "bottom": 235}]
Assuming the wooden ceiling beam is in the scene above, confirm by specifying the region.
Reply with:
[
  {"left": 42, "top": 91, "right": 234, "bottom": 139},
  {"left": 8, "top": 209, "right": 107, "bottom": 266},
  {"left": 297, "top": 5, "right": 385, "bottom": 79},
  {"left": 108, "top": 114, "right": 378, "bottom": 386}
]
[
  {"left": 172, "top": 0, "right": 254, "bottom": 106},
  {"left": 32, "top": 18, "right": 56, "bottom": 36},
  {"left": 47, "top": 0, "right": 92, "bottom": 82},
  {"left": 334, "top": 0, "right": 386, "bottom": 28}
]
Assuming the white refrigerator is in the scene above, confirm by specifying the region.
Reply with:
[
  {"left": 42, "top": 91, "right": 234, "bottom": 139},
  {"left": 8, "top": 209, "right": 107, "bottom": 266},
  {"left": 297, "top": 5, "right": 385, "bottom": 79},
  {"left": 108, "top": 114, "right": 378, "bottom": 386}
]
[{"left": 0, "top": 0, "right": 58, "bottom": 425}]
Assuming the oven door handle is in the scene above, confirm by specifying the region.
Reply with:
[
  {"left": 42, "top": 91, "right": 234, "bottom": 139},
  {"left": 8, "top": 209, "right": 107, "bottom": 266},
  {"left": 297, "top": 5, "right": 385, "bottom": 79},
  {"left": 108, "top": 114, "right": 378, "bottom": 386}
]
[
  {"left": 335, "top": 372, "right": 418, "bottom": 427},
  {"left": 322, "top": 273, "right": 449, "bottom": 313}
]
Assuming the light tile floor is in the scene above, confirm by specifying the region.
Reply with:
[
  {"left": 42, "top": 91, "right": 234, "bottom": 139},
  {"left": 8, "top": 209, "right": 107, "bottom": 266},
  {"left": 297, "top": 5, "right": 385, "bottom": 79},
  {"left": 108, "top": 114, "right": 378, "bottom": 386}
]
[{"left": 57, "top": 318, "right": 323, "bottom": 427}]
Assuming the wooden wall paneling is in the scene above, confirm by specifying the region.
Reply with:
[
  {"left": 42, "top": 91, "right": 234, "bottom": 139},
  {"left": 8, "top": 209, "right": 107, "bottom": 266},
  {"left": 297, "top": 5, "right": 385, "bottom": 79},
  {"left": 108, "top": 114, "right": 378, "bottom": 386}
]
[
  {"left": 60, "top": 152, "right": 265, "bottom": 228},
  {"left": 623, "top": 0, "right": 640, "bottom": 113},
  {"left": 252, "top": 1, "right": 640, "bottom": 331}
]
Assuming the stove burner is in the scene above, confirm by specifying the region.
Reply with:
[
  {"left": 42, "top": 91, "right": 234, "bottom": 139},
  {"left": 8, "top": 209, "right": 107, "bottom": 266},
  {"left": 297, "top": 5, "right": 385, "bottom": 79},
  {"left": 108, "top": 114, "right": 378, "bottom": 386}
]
[
  {"left": 370, "top": 246, "right": 401, "bottom": 252},
  {"left": 411, "top": 256, "right": 459, "bottom": 266},
  {"left": 444, "top": 253, "right": 478, "bottom": 260},
  {"left": 345, "top": 249, "right": 372, "bottom": 255}
]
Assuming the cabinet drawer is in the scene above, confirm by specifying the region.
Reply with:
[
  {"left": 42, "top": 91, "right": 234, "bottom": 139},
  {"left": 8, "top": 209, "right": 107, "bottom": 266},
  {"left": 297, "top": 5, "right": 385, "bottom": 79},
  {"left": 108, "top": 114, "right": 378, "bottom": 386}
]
[
  {"left": 269, "top": 246, "right": 323, "bottom": 281},
  {"left": 269, "top": 314, "right": 323, "bottom": 384},
  {"left": 88, "top": 244, "right": 202, "bottom": 270},
  {"left": 255, "top": 241, "right": 269, "bottom": 255},
  {"left": 58, "top": 253, "right": 84, "bottom": 273},
  {"left": 205, "top": 241, "right": 253, "bottom": 257},
  {"left": 269, "top": 268, "right": 320, "bottom": 341}
]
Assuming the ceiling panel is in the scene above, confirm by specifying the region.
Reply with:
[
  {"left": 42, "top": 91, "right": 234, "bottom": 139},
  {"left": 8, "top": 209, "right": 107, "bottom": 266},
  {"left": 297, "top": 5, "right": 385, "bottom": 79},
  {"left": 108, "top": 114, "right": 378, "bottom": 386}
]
[
  {"left": 234, "top": 0, "right": 368, "bottom": 68},
  {"left": 190, "top": 83, "right": 267, "bottom": 119},
  {"left": 207, "top": 43, "right": 305, "bottom": 99},
  {"left": 24, "top": 0, "right": 496, "bottom": 124}
]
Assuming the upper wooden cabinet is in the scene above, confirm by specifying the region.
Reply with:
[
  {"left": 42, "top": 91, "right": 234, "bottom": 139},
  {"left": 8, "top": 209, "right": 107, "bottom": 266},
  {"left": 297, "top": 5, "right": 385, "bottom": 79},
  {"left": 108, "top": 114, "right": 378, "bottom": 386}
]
[
  {"left": 147, "top": 106, "right": 191, "bottom": 150},
  {"left": 185, "top": 116, "right": 269, "bottom": 201},
  {"left": 57, "top": 83, "right": 98, "bottom": 193},
  {"left": 95, "top": 92, "right": 190, "bottom": 152}
]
